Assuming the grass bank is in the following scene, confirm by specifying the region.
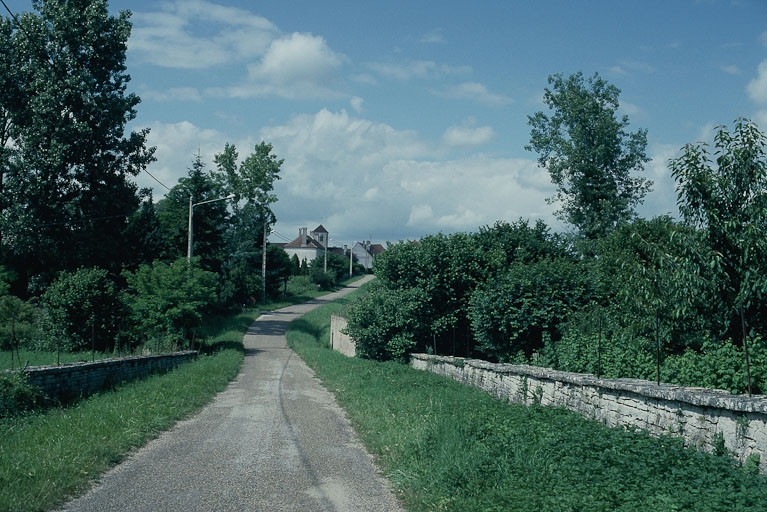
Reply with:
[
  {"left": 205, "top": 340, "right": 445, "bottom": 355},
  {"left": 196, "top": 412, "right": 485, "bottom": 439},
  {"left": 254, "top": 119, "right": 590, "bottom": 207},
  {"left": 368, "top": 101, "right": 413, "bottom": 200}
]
[
  {"left": 287, "top": 292, "right": 767, "bottom": 511},
  {"left": 0, "top": 277, "right": 365, "bottom": 511},
  {"left": 0, "top": 310, "right": 254, "bottom": 512}
]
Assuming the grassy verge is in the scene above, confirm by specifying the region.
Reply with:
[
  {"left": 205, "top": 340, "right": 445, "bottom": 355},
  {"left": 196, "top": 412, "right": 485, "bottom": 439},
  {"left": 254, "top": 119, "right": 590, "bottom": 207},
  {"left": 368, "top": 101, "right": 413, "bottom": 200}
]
[
  {"left": 287, "top": 294, "right": 767, "bottom": 511},
  {"left": 0, "top": 310, "right": 255, "bottom": 512}
]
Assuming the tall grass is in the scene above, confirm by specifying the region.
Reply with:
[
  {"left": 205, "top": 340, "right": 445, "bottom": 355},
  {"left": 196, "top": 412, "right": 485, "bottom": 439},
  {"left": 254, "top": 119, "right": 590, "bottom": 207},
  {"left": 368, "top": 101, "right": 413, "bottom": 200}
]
[
  {"left": 287, "top": 294, "right": 767, "bottom": 511},
  {"left": 0, "top": 310, "right": 255, "bottom": 512}
]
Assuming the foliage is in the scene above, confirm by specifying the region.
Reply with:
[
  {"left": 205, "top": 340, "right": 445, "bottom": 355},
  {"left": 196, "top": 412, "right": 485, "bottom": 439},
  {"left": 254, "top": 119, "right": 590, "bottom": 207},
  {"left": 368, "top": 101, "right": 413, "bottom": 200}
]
[
  {"left": 0, "top": 0, "right": 155, "bottom": 288},
  {"left": 669, "top": 118, "right": 767, "bottom": 342},
  {"left": 288, "top": 298, "right": 767, "bottom": 512},
  {"left": 40, "top": 267, "right": 124, "bottom": 353},
  {"left": 661, "top": 337, "right": 767, "bottom": 394},
  {"left": 157, "top": 153, "right": 230, "bottom": 271},
  {"left": 122, "top": 258, "right": 217, "bottom": 351},
  {"left": 527, "top": 71, "right": 652, "bottom": 240},
  {"left": 469, "top": 258, "right": 592, "bottom": 361},
  {"left": 344, "top": 281, "right": 430, "bottom": 362},
  {"left": 309, "top": 252, "right": 348, "bottom": 290},
  {"left": 594, "top": 216, "right": 715, "bottom": 354},
  {"left": 121, "top": 190, "right": 167, "bottom": 270},
  {"left": 0, "top": 371, "right": 45, "bottom": 418},
  {"left": 0, "top": 294, "right": 38, "bottom": 357},
  {"left": 0, "top": 328, "right": 245, "bottom": 512}
]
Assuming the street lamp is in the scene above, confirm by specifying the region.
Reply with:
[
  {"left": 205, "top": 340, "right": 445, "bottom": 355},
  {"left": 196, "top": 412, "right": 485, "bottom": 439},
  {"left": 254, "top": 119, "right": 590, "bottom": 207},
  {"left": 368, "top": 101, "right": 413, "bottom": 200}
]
[{"left": 187, "top": 193, "right": 236, "bottom": 260}]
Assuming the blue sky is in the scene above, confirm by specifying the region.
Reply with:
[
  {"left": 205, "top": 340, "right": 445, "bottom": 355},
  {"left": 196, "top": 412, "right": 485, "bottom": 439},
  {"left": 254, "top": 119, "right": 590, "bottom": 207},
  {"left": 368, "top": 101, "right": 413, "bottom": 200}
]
[{"left": 12, "top": 0, "right": 767, "bottom": 247}]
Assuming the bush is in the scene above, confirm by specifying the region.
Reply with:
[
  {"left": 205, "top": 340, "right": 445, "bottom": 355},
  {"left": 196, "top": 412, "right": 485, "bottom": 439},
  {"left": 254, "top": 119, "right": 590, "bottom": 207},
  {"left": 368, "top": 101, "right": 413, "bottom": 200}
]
[
  {"left": 0, "top": 372, "right": 46, "bottom": 418},
  {"left": 344, "top": 281, "right": 430, "bottom": 362},
  {"left": 40, "top": 268, "right": 124, "bottom": 353},
  {"left": 469, "top": 258, "right": 593, "bottom": 361},
  {"left": 661, "top": 337, "right": 767, "bottom": 394},
  {"left": 122, "top": 258, "right": 218, "bottom": 351}
]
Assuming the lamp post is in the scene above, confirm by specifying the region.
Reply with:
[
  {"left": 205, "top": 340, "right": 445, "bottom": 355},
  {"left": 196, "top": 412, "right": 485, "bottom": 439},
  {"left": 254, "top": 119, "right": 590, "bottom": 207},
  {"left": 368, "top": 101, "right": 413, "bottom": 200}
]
[{"left": 187, "top": 193, "right": 235, "bottom": 261}]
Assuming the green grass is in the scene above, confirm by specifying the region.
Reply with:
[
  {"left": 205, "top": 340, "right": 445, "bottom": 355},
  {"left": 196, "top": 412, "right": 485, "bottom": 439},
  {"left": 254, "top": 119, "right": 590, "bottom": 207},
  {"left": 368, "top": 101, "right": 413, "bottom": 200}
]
[
  {"left": 287, "top": 293, "right": 767, "bottom": 512},
  {"left": 0, "top": 278, "right": 365, "bottom": 511},
  {"left": 0, "top": 310, "right": 256, "bottom": 512}
]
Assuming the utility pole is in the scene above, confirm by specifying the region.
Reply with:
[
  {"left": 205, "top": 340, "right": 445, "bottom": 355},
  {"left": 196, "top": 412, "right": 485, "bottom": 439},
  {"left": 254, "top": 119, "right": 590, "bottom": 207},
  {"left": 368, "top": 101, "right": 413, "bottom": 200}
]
[{"left": 262, "top": 222, "right": 268, "bottom": 305}]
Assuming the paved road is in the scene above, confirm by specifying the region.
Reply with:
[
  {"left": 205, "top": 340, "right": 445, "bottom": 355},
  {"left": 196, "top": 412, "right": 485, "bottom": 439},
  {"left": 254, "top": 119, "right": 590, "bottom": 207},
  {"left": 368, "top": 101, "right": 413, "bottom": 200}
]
[{"left": 59, "top": 275, "right": 404, "bottom": 512}]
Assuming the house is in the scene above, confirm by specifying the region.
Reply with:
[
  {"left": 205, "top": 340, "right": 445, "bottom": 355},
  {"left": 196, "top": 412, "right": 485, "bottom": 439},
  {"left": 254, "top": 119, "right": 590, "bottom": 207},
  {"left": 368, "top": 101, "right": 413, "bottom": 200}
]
[
  {"left": 350, "top": 241, "right": 385, "bottom": 270},
  {"left": 281, "top": 226, "right": 328, "bottom": 265},
  {"left": 280, "top": 225, "right": 385, "bottom": 270}
]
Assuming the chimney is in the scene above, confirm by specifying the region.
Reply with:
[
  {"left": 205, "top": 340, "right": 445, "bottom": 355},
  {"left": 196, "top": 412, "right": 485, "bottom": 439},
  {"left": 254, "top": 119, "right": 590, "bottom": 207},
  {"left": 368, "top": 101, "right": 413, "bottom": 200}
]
[{"left": 299, "top": 227, "right": 307, "bottom": 246}]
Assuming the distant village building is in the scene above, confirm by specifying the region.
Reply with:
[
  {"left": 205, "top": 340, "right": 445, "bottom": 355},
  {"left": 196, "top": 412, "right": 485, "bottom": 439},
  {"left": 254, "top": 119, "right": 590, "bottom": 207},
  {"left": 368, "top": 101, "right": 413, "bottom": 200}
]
[{"left": 279, "top": 225, "right": 384, "bottom": 270}]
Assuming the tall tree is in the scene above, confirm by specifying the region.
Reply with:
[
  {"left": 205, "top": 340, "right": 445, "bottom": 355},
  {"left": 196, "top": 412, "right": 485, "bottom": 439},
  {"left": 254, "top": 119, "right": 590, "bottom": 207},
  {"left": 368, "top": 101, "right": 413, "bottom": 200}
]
[
  {"left": 215, "top": 141, "right": 283, "bottom": 251},
  {"left": 157, "top": 153, "right": 229, "bottom": 272},
  {"left": 527, "top": 72, "right": 652, "bottom": 240},
  {"left": 669, "top": 118, "right": 767, "bottom": 343},
  {"left": 0, "top": 0, "right": 154, "bottom": 291}
]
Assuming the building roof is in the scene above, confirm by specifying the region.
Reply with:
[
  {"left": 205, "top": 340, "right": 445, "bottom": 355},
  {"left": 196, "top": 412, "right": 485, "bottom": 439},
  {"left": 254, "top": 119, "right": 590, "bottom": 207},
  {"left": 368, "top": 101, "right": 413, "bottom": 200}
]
[
  {"left": 283, "top": 235, "right": 322, "bottom": 249},
  {"left": 313, "top": 224, "right": 328, "bottom": 234},
  {"left": 369, "top": 244, "right": 386, "bottom": 256}
]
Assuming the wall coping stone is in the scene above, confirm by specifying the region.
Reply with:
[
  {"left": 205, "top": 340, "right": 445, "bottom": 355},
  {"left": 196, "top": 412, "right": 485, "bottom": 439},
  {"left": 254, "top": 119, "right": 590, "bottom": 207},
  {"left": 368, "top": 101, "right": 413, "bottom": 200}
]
[{"left": 410, "top": 354, "right": 767, "bottom": 413}]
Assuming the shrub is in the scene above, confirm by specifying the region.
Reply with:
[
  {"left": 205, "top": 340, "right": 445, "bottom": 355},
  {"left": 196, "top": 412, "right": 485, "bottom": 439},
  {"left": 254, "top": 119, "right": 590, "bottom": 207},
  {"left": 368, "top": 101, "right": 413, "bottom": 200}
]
[
  {"left": 122, "top": 258, "right": 217, "bottom": 351},
  {"left": 40, "top": 268, "right": 124, "bottom": 353},
  {"left": 345, "top": 281, "right": 430, "bottom": 362},
  {"left": 0, "top": 372, "right": 46, "bottom": 418}
]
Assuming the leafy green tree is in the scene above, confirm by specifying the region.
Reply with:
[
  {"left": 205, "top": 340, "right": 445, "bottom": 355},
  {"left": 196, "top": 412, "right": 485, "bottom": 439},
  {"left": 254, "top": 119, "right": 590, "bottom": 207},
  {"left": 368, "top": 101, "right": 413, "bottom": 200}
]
[
  {"left": 40, "top": 267, "right": 124, "bottom": 353},
  {"left": 527, "top": 72, "right": 652, "bottom": 240},
  {"left": 669, "top": 118, "right": 767, "bottom": 344},
  {"left": 0, "top": 1, "right": 154, "bottom": 289},
  {"left": 474, "top": 218, "right": 570, "bottom": 272},
  {"left": 157, "top": 153, "right": 229, "bottom": 272},
  {"left": 215, "top": 142, "right": 282, "bottom": 254},
  {"left": 122, "top": 258, "right": 217, "bottom": 351},
  {"left": 266, "top": 245, "right": 292, "bottom": 299},
  {"left": 0, "top": 295, "right": 38, "bottom": 367},
  {"left": 122, "top": 190, "right": 167, "bottom": 270},
  {"left": 469, "top": 258, "right": 592, "bottom": 362},
  {"left": 309, "top": 252, "right": 348, "bottom": 290}
]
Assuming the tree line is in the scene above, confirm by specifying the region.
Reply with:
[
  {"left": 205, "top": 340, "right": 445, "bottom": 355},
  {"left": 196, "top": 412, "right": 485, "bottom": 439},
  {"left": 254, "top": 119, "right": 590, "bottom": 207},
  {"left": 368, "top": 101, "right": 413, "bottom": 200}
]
[
  {"left": 346, "top": 72, "right": 767, "bottom": 395},
  {"left": 0, "top": 1, "right": 352, "bottom": 360}
]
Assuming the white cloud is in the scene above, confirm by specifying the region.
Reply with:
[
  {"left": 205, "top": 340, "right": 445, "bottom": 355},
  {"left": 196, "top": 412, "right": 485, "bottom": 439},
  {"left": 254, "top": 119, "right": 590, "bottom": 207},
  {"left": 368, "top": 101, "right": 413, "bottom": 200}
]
[
  {"left": 747, "top": 60, "right": 767, "bottom": 105},
  {"left": 636, "top": 143, "right": 682, "bottom": 219},
  {"left": 222, "top": 33, "right": 346, "bottom": 100},
  {"left": 134, "top": 120, "right": 233, "bottom": 193},
  {"left": 129, "top": 0, "right": 278, "bottom": 68},
  {"left": 249, "top": 33, "right": 344, "bottom": 85},
  {"left": 350, "top": 96, "right": 364, "bottom": 113},
  {"left": 433, "top": 82, "right": 513, "bottom": 106},
  {"left": 442, "top": 120, "right": 495, "bottom": 147},
  {"left": 368, "top": 60, "right": 471, "bottom": 81},
  {"left": 256, "top": 109, "right": 556, "bottom": 241},
  {"left": 721, "top": 65, "right": 740, "bottom": 75}
]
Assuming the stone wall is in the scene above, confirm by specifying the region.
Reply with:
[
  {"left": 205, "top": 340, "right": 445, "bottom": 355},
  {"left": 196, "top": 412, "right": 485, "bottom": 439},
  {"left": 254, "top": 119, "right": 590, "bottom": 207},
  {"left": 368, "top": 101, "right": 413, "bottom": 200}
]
[
  {"left": 411, "top": 353, "right": 767, "bottom": 470},
  {"left": 20, "top": 351, "right": 197, "bottom": 402},
  {"left": 330, "top": 315, "right": 355, "bottom": 357}
]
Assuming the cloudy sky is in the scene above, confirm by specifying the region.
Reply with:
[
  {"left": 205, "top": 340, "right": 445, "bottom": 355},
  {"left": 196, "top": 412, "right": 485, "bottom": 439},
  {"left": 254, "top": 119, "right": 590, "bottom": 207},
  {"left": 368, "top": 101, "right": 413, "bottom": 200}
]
[{"left": 14, "top": 0, "right": 767, "bottom": 247}]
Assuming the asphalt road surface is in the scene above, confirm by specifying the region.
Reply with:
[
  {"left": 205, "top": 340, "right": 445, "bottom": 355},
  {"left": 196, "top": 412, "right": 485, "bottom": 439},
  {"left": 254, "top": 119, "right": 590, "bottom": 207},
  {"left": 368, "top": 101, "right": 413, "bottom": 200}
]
[{"left": 58, "top": 275, "right": 404, "bottom": 512}]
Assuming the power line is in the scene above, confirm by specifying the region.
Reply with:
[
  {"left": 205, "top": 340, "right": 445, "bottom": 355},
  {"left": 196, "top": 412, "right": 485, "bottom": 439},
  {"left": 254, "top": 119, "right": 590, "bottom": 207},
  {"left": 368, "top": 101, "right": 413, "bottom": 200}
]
[{"left": 143, "top": 168, "right": 172, "bottom": 192}]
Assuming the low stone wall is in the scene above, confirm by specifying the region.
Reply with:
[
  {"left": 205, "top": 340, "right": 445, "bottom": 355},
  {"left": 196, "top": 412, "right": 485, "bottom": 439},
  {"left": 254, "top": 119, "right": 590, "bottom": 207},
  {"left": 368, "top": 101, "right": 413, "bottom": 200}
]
[
  {"left": 330, "top": 315, "right": 355, "bottom": 357},
  {"left": 411, "top": 353, "right": 767, "bottom": 470},
  {"left": 20, "top": 351, "right": 197, "bottom": 402}
]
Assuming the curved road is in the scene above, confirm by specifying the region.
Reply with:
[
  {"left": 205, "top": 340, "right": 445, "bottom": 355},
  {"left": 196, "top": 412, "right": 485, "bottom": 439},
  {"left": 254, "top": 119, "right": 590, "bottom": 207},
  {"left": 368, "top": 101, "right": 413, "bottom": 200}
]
[{"left": 59, "top": 275, "right": 403, "bottom": 512}]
